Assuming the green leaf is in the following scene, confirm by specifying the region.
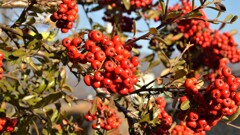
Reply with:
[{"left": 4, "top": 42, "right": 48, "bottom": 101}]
[
  {"left": 141, "top": 53, "right": 155, "bottom": 62},
  {"left": 35, "top": 79, "right": 47, "bottom": 93},
  {"left": 224, "top": 14, "right": 233, "bottom": 22},
  {"left": 90, "top": 5, "right": 104, "bottom": 12},
  {"left": 12, "top": 48, "right": 26, "bottom": 57},
  {"left": 123, "top": 0, "right": 131, "bottom": 10},
  {"left": 159, "top": 0, "right": 165, "bottom": 16},
  {"left": 230, "top": 15, "right": 238, "bottom": 23},
  {"left": 206, "top": 6, "right": 225, "bottom": 12},
  {"left": 192, "top": 0, "right": 195, "bottom": 10},
  {"left": 154, "top": 36, "right": 168, "bottom": 45},
  {"left": 180, "top": 100, "right": 190, "bottom": 111},
  {"left": 148, "top": 60, "right": 160, "bottom": 70},
  {"left": 214, "top": 2, "right": 226, "bottom": 12},
  {"left": 171, "top": 33, "right": 183, "bottom": 41},
  {"left": 228, "top": 106, "right": 240, "bottom": 122},
  {"left": 22, "top": 95, "right": 36, "bottom": 101},
  {"left": 185, "top": 11, "right": 202, "bottom": 18},
  {"left": 27, "top": 17, "right": 36, "bottom": 25},
  {"left": 196, "top": 80, "right": 204, "bottom": 89},
  {"left": 173, "top": 69, "right": 187, "bottom": 80},
  {"left": 165, "top": 11, "right": 182, "bottom": 20},
  {"left": 139, "top": 113, "right": 151, "bottom": 123},
  {"left": 160, "top": 68, "right": 170, "bottom": 77},
  {"left": 32, "top": 91, "right": 64, "bottom": 108},
  {"left": 62, "top": 84, "right": 73, "bottom": 92}
]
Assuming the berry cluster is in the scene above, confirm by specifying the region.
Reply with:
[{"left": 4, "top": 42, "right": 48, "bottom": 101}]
[
  {"left": 50, "top": 0, "right": 78, "bottom": 33},
  {"left": 84, "top": 99, "right": 121, "bottom": 130},
  {"left": 62, "top": 30, "right": 139, "bottom": 95},
  {"left": 152, "top": 0, "right": 240, "bottom": 69},
  {"left": 62, "top": 37, "right": 82, "bottom": 59},
  {"left": 130, "top": 0, "right": 152, "bottom": 8},
  {"left": 0, "top": 117, "right": 18, "bottom": 133},
  {"left": 171, "top": 121, "right": 206, "bottom": 135},
  {"left": 178, "top": 64, "right": 240, "bottom": 133},
  {"left": 153, "top": 96, "right": 173, "bottom": 135},
  {"left": 175, "top": 1, "right": 240, "bottom": 69},
  {"left": 0, "top": 52, "right": 4, "bottom": 79}
]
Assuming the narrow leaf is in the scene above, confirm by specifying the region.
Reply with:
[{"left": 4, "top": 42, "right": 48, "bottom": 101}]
[
  {"left": 224, "top": 14, "right": 233, "bottom": 22},
  {"left": 123, "top": 0, "right": 131, "bottom": 10},
  {"left": 180, "top": 100, "right": 190, "bottom": 111},
  {"left": 230, "top": 15, "right": 238, "bottom": 23}
]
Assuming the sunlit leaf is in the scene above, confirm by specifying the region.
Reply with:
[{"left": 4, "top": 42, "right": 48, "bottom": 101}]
[
  {"left": 123, "top": 0, "right": 131, "bottom": 10},
  {"left": 180, "top": 100, "right": 190, "bottom": 111},
  {"left": 224, "top": 14, "right": 233, "bottom": 22},
  {"left": 32, "top": 91, "right": 64, "bottom": 108}
]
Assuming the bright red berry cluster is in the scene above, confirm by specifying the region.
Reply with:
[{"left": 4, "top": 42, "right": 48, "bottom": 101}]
[
  {"left": 178, "top": 64, "right": 240, "bottom": 133},
  {"left": 171, "top": 121, "right": 206, "bottom": 135},
  {"left": 173, "top": 1, "right": 240, "bottom": 69},
  {"left": 0, "top": 52, "right": 4, "bottom": 79},
  {"left": 62, "top": 37, "right": 82, "bottom": 60},
  {"left": 84, "top": 99, "right": 121, "bottom": 131},
  {"left": 50, "top": 0, "right": 78, "bottom": 33},
  {"left": 62, "top": 30, "right": 139, "bottom": 95},
  {"left": 153, "top": 96, "right": 173, "bottom": 135},
  {"left": 130, "top": 0, "right": 152, "bottom": 8},
  {"left": 0, "top": 117, "right": 18, "bottom": 133}
]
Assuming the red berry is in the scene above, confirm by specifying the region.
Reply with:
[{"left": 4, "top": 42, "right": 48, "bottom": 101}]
[
  {"left": 188, "top": 111, "right": 199, "bottom": 121},
  {"left": 67, "top": 1, "right": 76, "bottom": 9},
  {"left": 84, "top": 75, "right": 92, "bottom": 86},
  {"left": 89, "top": 30, "right": 103, "bottom": 42},
  {"left": 91, "top": 60, "right": 101, "bottom": 70},
  {"left": 221, "top": 89, "right": 230, "bottom": 99},
  {"left": 185, "top": 79, "right": 194, "bottom": 88},
  {"left": 115, "top": 45, "right": 124, "bottom": 54},
  {"left": 85, "top": 40, "right": 95, "bottom": 51},
  {"left": 214, "top": 79, "right": 224, "bottom": 89},
  {"left": 61, "top": 28, "right": 69, "bottom": 33},
  {"left": 119, "top": 87, "right": 129, "bottom": 95},
  {"left": 211, "top": 89, "right": 221, "bottom": 99},
  {"left": 62, "top": 38, "right": 71, "bottom": 48},
  {"left": 71, "top": 37, "right": 82, "bottom": 46},
  {"left": 94, "top": 71, "right": 104, "bottom": 81},
  {"left": 123, "top": 78, "right": 133, "bottom": 88},
  {"left": 104, "top": 61, "right": 115, "bottom": 72},
  {"left": 121, "top": 59, "right": 131, "bottom": 69},
  {"left": 85, "top": 52, "right": 95, "bottom": 62},
  {"left": 104, "top": 124, "right": 112, "bottom": 130},
  {"left": 95, "top": 50, "right": 106, "bottom": 62},
  {"left": 92, "top": 81, "right": 101, "bottom": 89},
  {"left": 84, "top": 115, "right": 93, "bottom": 121},
  {"left": 66, "top": 46, "right": 79, "bottom": 59},
  {"left": 131, "top": 56, "right": 139, "bottom": 67},
  {"left": 102, "top": 78, "right": 113, "bottom": 88},
  {"left": 105, "top": 47, "right": 116, "bottom": 57},
  {"left": 187, "top": 121, "right": 197, "bottom": 128},
  {"left": 222, "top": 67, "right": 232, "bottom": 77}
]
